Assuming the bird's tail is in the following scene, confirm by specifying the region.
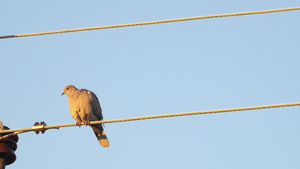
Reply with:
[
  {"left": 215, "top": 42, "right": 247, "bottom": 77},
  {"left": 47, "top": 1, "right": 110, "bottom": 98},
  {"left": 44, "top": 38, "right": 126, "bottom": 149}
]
[{"left": 91, "top": 124, "right": 110, "bottom": 148}]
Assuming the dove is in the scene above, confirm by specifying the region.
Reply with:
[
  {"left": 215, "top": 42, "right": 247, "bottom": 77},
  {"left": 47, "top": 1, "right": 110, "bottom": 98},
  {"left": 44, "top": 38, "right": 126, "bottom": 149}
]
[{"left": 62, "top": 85, "right": 109, "bottom": 148}]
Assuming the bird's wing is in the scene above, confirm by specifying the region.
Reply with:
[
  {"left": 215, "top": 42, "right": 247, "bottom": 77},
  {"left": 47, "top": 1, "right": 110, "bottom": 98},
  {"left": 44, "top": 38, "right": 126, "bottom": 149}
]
[{"left": 88, "top": 91, "right": 103, "bottom": 121}]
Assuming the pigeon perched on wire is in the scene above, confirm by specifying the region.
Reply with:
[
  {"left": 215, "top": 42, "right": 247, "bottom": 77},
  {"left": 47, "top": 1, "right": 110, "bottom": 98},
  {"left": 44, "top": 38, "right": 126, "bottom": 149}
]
[{"left": 62, "top": 85, "right": 109, "bottom": 148}]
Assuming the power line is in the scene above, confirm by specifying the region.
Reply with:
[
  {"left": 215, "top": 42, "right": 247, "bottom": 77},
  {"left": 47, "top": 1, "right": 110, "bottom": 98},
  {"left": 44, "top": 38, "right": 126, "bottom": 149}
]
[
  {"left": 0, "top": 102, "right": 299, "bottom": 139},
  {"left": 1, "top": 6, "right": 299, "bottom": 39}
]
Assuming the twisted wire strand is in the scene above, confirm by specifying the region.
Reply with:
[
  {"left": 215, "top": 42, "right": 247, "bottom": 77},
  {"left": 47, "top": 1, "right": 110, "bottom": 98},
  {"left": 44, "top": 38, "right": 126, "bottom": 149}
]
[
  {"left": 0, "top": 131, "right": 27, "bottom": 140},
  {"left": 1, "top": 7, "right": 299, "bottom": 39},
  {"left": 0, "top": 102, "right": 299, "bottom": 137}
]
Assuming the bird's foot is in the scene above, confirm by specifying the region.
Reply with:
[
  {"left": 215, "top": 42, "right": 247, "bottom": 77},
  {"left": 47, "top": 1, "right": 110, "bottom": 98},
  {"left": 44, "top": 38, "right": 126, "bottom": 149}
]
[
  {"left": 76, "top": 121, "right": 82, "bottom": 127},
  {"left": 84, "top": 121, "right": 90, "bottom": 126}
]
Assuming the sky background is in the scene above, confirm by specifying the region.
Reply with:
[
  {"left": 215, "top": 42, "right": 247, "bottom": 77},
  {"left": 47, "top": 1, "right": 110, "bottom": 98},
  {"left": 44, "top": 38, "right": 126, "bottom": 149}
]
[{"left": 1, "top": 1, "right": 300, "bottom": 169}]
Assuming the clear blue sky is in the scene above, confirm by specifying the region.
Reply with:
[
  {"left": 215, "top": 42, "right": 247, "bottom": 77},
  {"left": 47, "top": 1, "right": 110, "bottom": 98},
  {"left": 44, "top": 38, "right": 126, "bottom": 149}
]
[{"left": 1, "top": 1, "right": 300, "bottom": 169}]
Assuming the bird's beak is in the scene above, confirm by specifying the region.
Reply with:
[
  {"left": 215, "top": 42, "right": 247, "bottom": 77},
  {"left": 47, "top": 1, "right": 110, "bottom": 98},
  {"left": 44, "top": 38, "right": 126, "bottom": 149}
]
[{"left": 61, "top": 92, "right": 65, "bottom": 96}]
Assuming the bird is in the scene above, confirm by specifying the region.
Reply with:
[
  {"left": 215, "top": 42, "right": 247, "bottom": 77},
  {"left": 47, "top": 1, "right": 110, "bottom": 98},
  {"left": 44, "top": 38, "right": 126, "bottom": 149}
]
[{"left": 62, "top": 85, "right": 109, "bottom": 148}]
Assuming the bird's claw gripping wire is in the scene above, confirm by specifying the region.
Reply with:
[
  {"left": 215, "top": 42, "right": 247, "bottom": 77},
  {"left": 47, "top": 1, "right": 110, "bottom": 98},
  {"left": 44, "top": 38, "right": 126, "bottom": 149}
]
[
  {"left": 84, "top": 121, "right": 90, "bottom": 126},
  {"left": 76, "top": 121, "right": 82, "bottom": 127},
  {"left": 75, "top": 121, "right": 90, "bottom": 127}
]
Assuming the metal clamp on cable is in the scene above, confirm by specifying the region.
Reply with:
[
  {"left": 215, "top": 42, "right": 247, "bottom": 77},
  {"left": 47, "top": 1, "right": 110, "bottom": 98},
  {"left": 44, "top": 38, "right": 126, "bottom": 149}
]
[{"left": 32, "top": 122, "right": 47, "bottom": 134}]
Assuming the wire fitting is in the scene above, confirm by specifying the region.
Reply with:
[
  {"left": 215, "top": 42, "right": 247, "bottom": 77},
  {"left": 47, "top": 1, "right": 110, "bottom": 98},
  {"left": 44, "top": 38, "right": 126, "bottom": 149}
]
[{"left": 32, "top": 122, "right": 47, "bottom": 134}]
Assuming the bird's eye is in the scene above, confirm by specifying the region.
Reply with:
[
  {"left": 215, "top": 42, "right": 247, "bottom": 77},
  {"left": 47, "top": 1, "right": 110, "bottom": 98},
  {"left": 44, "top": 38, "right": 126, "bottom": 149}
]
[{"left": 66, "top": 88, "right": 69, "bottom": 90}]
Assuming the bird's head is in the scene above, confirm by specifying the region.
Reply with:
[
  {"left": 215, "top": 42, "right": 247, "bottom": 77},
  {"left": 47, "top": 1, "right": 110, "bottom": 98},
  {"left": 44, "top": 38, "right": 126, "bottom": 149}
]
[{"left": 61, "top": 85, "right": 77, "bottom": 96}]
